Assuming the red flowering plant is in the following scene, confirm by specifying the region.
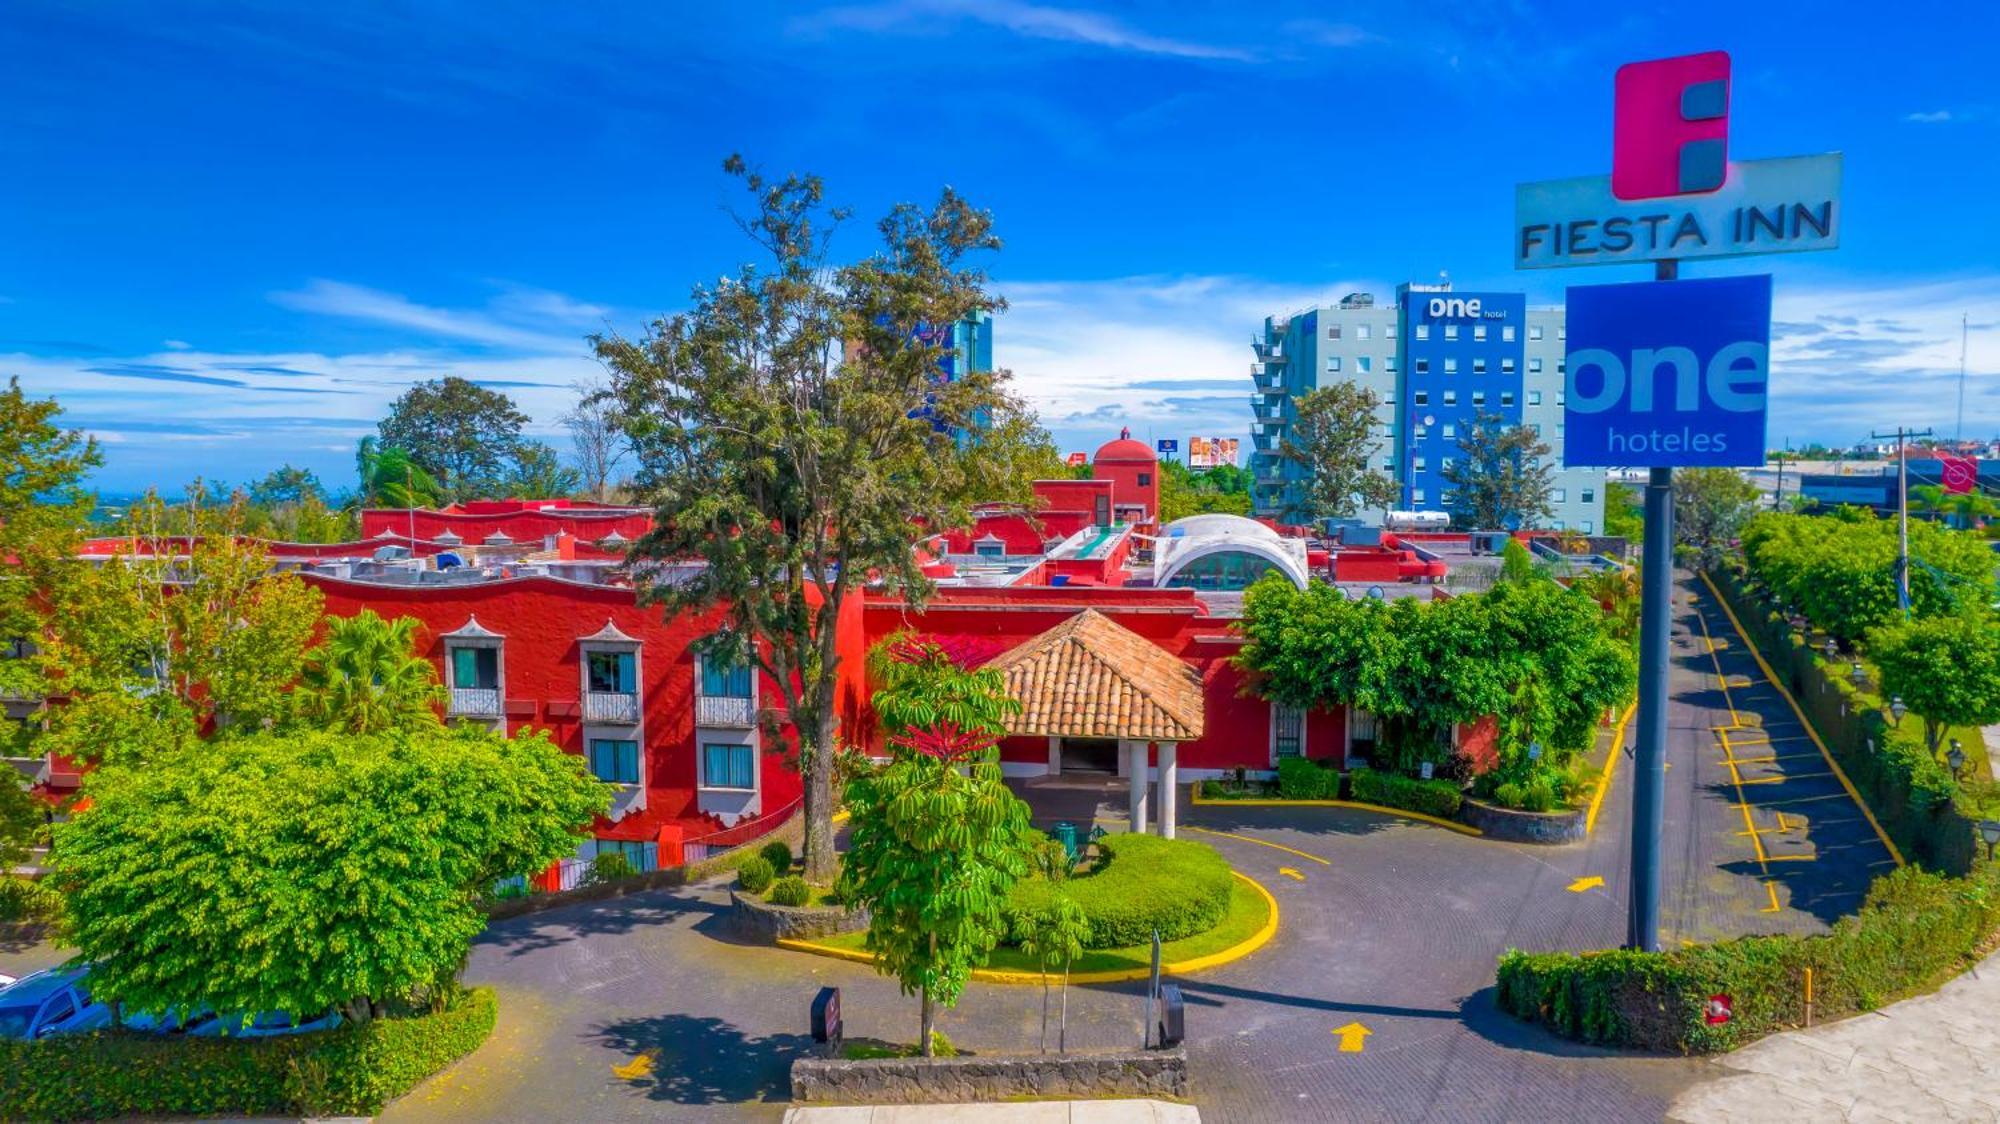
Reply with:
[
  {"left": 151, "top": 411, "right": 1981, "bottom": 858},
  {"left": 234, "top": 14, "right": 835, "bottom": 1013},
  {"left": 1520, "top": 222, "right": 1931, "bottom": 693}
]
[{"left": 889, "top": 720, "right": 998, "bottom": 763}]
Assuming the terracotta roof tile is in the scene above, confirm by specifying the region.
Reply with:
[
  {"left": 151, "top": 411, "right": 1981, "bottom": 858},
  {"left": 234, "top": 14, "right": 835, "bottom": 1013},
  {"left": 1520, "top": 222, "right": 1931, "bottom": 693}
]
[{"left": 983, "top": 609, "right": 1204, "bottom": 742}]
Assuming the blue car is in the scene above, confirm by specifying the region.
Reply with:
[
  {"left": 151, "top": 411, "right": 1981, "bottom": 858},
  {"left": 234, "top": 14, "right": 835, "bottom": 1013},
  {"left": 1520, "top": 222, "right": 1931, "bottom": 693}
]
[
  {"left": 0, "top": 965, "right": 115, "bottom": 1040},
  {"left": 180, "top": 1007, "right": 343, "bottom": 1038}
]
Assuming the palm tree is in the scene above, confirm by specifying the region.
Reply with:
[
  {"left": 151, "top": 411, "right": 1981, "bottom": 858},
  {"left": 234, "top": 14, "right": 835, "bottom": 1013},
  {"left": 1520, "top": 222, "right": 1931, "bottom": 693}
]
[
  {"left": 354, "top": 437, "right": 444, "bottom": 509},
  {"left": 295, "top": 610, "right": 445, "bottom": 734},
  {"left": 1911, "top": 484, "right": 1997, "bottom": 530}
]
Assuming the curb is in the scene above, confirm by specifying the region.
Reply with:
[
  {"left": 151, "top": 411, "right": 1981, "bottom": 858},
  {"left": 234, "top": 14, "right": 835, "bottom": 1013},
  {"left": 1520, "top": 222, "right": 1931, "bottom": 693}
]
[
  {"left": 1584, "top": 702, "right": 1637, "bottom": 836},
  {"left": 776, "top": 870, "right": 1280, "bottom": 985},
  {"left": 1190, "top": 786, "right": 1484, "bottom": 837}
]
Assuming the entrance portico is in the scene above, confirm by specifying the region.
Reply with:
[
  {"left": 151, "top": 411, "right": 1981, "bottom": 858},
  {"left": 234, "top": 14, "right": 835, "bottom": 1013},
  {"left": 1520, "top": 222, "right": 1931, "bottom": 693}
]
[{"left": 985, "top": 609, "right": 1205, "bottom": 838}]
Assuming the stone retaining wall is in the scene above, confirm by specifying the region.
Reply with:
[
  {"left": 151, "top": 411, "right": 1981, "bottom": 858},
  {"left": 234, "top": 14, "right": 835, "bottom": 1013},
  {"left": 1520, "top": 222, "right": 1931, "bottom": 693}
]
[
  {"left": 791, "top": 1047, "right": 1188, "bottom": 1104},
  {"left": 730, "top": 889, "right": 869, "bottom": 942},
  {"left": 1458, "top": 797, "right": 1587, "bottom": 844}
]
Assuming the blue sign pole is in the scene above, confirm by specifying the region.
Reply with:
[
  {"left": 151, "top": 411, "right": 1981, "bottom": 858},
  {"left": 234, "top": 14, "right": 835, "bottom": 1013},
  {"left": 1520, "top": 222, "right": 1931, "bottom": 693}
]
[{"left": 1629, "top": 259, "right": 1676, "bottom": 953}]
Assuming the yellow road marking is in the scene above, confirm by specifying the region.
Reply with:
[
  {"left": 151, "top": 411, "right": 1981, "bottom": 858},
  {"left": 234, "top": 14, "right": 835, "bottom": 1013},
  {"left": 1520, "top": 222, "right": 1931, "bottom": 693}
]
[
  {"left": 1585, "top": 702, "right": 1637, "bottom": 836},
  {"left": 612, "top": 1050, "right": 658, "bottom": 1080},
  {"left": 1701, "top": 572, "right": 1904, "bottom": 867},
  {"left": 1738, "top": 771, "right": 1832, "bottom": 785},
  {"left": 1761, "top": 882, "right": 1782, "bottom": 913},
  {"left": 1278, "top": 866, "right": 1305, "bottom": 881},
  {"left": 1332, "top": 1022, "right": 1371, "bottom": 1052},
  {"left": 1737, "top": 792, "right": 1852, "bottom": 808},
  {"left": 1183, "top": 826, "right": 1331, "bottom": 865},
  {"left": 1567, "top": 875, "right": 1606, "bottom": 893}
]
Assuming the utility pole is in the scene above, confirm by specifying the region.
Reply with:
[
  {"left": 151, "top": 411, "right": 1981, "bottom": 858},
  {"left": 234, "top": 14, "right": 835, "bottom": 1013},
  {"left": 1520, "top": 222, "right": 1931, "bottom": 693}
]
[
  {"left": 1957, "top": 313, "right": 1968, "bottom": 444},
  {"left": 1871, "top": 425, "right": 1933, "bottom": 618},
  {"left": 1629, "top": 257, "right": 1676, "bottom": 954},
  {"left": 1772, "top": 446, "right": 1791, "bottom": 511}
]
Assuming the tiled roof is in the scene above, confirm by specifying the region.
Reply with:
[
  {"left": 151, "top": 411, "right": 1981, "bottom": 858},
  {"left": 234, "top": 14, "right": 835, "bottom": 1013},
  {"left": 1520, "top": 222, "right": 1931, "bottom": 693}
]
[{"left": 984, "top": 609, "right": 1204, "bottom": 742}]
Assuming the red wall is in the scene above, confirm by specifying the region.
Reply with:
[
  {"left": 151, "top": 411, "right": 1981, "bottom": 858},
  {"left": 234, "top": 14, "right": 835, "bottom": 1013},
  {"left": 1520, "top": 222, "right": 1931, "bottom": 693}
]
[
  {"left": 359, "top": 506, "right": 653, "bottom": 545},
  {"left": 1090, "top": 457, "right": 1158, "bottom": 523},
  {"left": 304, "top": 574, "right": 802, "bottom": 844}
]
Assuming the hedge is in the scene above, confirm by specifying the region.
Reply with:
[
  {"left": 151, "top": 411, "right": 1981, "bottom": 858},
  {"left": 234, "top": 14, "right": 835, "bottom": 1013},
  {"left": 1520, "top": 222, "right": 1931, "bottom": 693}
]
[
  {"left": 1348, "top": 768, "right": 1463, "bottom": 819},
  {"left": 1497, "top": 864, "right": 2000, "bottom": 1052},
  {"left": 1276, "top": 757, "right": 1340, "bottom": 799},
  {"left": 1007, "top": 833, "right": 1234, "bottom": 949},
  {"left": 0, "top": 986, "right": 496, "bottom": 1119},
  {"left": 737, "top": 854, "right": 775, "bottom": 894},
  {"left": 1710, "top": 567, "right": 1973, "bottom": 873}
]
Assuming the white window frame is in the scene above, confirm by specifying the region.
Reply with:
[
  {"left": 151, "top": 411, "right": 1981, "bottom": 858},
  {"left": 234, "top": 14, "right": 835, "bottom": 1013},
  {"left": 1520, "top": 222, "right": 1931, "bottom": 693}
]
[{"left": 1444, "top": 324, "right": 1460, "bottom": 341}]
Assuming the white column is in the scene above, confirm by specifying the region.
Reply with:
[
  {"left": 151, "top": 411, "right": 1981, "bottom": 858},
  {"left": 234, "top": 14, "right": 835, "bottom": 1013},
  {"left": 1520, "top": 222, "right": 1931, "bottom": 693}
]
[
  {"left": 1156, "top": 742, "right": 1178, "bottom": 839},
  {"left": 1127, "top": 740, "right": 1149, "bottom": 833}
]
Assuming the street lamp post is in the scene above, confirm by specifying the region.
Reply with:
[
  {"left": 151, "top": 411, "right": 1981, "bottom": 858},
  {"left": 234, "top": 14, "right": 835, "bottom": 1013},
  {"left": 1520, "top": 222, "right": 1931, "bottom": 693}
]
[
  {"left": 1849, "top": 661, "right": 1865, "bottom": 687},
  {"left": 1889, "top": 696, "right": 1907, "bottom": 725},
  {"left": 1947, "top": 739, "right": 1966, "bottom": 780},
  {"left": 1980, "top": 820, "right": 2000, "bottom": 862},
  {"left": 1823, "top": 638, "right": 1839, "bottom": 660}
]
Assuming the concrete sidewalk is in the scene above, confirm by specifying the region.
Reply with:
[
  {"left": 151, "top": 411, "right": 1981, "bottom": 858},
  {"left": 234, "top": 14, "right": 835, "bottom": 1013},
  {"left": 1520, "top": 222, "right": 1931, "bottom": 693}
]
[
  {"left": 784, "top": 1101, "right": 1197, "bottom": 1123},
  {"left": 1669, "top": 950, "right": 2000, "bottom": 1122}
]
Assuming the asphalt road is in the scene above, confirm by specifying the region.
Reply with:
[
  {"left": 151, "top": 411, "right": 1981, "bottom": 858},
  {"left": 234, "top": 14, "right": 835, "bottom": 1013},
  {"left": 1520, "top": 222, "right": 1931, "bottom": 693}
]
[{"left": 1, "top": 572, "right": 1904, "bottom": 1121}]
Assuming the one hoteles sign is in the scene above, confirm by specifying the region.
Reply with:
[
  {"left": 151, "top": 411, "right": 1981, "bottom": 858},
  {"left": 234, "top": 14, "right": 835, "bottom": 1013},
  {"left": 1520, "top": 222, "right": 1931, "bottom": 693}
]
[{"left": 1562, "top": 274, "right": 1771, "bottom": 467}]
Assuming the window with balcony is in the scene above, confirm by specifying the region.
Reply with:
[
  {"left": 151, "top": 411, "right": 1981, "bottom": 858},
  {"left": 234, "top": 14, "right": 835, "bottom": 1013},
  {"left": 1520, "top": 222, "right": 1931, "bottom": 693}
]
[
  {"left": 703, "top": 743, "right": 755, "bottom": 790},
  {"left": 447, "top": 646, "right": 500, "bottom": 716},
  {"left": 589, "top": 738, "right": 641, "bottom": 785},
  {"left": 584, "top": 649, "right": 639, "bottom": 723},
  {"left": 698, "top": 651, "right": 755, "bottom": 727}
]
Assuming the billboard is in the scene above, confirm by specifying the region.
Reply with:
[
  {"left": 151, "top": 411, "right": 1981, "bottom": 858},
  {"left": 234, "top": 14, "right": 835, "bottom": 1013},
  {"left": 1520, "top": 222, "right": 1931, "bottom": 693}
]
[
  {"left": 1156, "top": 438, "right": 1179, "bottom": 455},
  {"left": 1188, "top": 437, "right": 1240, "bottom": 469},
  {"left": 1563, "top": 275, "right": 1771, "bottom": 467}
]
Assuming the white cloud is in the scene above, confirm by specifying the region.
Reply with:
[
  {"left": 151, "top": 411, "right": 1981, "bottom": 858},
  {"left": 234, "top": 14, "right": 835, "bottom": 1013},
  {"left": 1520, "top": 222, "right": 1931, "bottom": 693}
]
[
  {"left": 1904, "top": 109, "right": 1954, "bottom": 124},
  {"left": 162, "top": 339, "right": 191, "bottom": 350},
  {"left": 806, "top": 0, "right": 1256, "bottom": 62},
  {"left": 270, "top": 279, "right": 593, "bottom": 353}
]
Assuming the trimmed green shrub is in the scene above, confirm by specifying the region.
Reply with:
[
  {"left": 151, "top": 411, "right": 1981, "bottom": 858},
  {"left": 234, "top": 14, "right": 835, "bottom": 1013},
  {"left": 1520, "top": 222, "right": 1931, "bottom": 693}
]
[
  {"left": 1007, "top": 833, "right": 1233, "bottom": 949},
  {"left": 1491, "top": 778, "right": 1557, "bottom": 813},
  {"left": 1348, "top": 768, "right": 1463, "bottom": 818},
  {"left": 1497, "top": 864, "right": 2000, "bottom": 1052},
  {"left": 0, "top": 986, "right": 496, "bottom": 1118},
  {"left": 0, "top": 876, "right": 63, "bottom": 926},
  {"left": 585, "top": 851, "right": 634, "bottom": 886},
  {"left": 768, "top": 875, "right": 810, "bottom": 907},
  {"left": 1276, "top": 757, "right": 1340, "bottom": 800},
  {"left": 759, "top": 839, "right": 794, "bottom": 874},
  {"left": 736, "top": 855, "right": 775, "bottom": 894}
]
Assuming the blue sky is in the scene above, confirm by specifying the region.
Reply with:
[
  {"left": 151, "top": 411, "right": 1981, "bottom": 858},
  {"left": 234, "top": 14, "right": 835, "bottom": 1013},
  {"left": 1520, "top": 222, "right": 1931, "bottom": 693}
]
[{"left": 2, "top": 0, "right": 1995, "bottom": 491}]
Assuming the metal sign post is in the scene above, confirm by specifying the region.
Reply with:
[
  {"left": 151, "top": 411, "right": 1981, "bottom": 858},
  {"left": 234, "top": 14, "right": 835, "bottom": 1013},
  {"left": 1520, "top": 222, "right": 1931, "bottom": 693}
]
[{"left": 1630, "top": 257, "right": 1674, "bottom": 950}]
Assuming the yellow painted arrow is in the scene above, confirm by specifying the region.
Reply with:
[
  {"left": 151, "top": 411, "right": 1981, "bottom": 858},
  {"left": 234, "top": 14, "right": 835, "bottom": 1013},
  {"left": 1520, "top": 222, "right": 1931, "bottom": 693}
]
[
  {"left": 1332, "top": 1022, "right": 1371, "bottom": 1052},
  {"left": 612, "top": 1049, "right": 658, "bottom": 1080},
  {"left": 1567, "top": 875, "right": 1606, "bottom": 893},
  {"left": 1278, "top": 866, "right": 1304, "bottom": 881}
]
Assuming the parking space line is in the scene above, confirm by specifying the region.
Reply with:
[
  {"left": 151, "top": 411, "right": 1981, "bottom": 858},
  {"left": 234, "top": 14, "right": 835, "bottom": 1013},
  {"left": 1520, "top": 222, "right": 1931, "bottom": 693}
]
[
  {"left": 1717, "top": 750, "right": 1824, "bottom": 767},
  {"left": 1737, "top": 792, "right": 1851, "bottom": 808},
  {"left": 1738, "top": 771, "right": 1833, "bottom": 785},
  {"left": 1761, "top": 882, "right": 1782, "bottom": 912}
]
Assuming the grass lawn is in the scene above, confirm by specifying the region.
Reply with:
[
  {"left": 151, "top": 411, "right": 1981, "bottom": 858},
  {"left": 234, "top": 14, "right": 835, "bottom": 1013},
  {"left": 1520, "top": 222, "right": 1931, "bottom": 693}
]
[{"left": 807, "top": 877, "right": 1270, "bottom": 976}]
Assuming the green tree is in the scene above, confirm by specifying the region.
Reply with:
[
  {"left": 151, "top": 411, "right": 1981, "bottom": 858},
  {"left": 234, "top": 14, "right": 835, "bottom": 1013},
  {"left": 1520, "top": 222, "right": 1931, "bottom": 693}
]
[
  {"left": 1870, "top": 613, "right": 2000, "bottom": 753},
  {"left": 0, "top": 768, "right": 41, "bottom": 874},
  {"left": 503, "top": 440, "right": 582, "bottom": 500},
  {"left": 39, "top": 491, "right": 324, "bottom": 764},
  {"left": 1013, "top": 893, "right": 1089, "bottom": 1053},
  {"left": 354, "top": 437, "right": 445, "bottom": 509},
  {"left": 1603, "top": 482, "right": 1643, "bottom": 542},
  {"left": 1443, "top": 411, "right": 1554, "bottom": 530},
  {"left": 247, "top": 465, "right": 324, "bottom": 507},
  {"left": 1742, "top": 511, "right": 1995, "bottom": 644},
  {"left": 51, "top": 724, "right": 608, "bottom": 1023},
  {"left": 1157, "top": 459, "right": 1254, "bottom": 523},
  {"left": 377, "top": 377, "right": 532, "bottom": 500},
  {"left": 1911, "top": 483, "right": 1998, "bottom": 530},
  {"left": 560, "top": 378, "right": 628, "bottom": 502},
  {"left": 0, "top": 379, "right": 101, "bottom": 705},
  {"left": 868, "top": 635, "right": 1021, "bottom": 738},
  {"left": 837, "top": 728, "right": 1032, "bottom": 1055},
  {"left": 294, "top": 610, "right": 446, "bottom": 734},
  {"left": 1275, "top": 381, "right": 1398, "bottom": 524},
  {"left": 1498, "top": 538, "right": 1542, "bottom": 584},
  {"left": 1672, "top": 466, "right": 1761, "bottom": 569},
  {"left": 600, "top": 157, "right": 1038, "bottom": 882}
]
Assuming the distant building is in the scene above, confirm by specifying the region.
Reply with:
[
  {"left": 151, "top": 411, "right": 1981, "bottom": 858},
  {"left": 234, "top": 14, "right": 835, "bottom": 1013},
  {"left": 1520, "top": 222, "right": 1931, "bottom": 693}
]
[
  {"left": 1798, "top": 458, "right": 1998, "bottom": 516},
  {"left": 1249, "top": 282, "right": 1605, "bottom": 533}
]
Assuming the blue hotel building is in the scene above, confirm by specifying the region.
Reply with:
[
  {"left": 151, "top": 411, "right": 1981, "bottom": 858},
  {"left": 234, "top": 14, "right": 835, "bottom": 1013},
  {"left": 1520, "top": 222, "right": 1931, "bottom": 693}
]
[{"left": 1249, "top": 280, "right": 1604, "bottom": 532}]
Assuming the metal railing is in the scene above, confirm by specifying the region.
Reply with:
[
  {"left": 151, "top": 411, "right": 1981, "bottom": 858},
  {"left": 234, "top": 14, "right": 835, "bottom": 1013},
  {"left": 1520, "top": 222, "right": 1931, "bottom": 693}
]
[
  {"left": 448, "top": 687, "right": 501, "bottom": 716},
  {"left": 695, "top": 694, "right": 755, "bottom": 728},
  {"left": 683, "top": 797, "right": 802, "bottom": 866},
  {"left": 584, "top": 690, "right": 639, "bottom": 723}
]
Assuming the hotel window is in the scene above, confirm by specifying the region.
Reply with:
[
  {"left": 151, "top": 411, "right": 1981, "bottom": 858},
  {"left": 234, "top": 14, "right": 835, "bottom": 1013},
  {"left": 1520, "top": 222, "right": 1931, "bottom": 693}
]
[
  {"left": 1413, "top": 456, "right": 1427, "bottom": 472},
  {"left": 1443, "top": 358, "right": 1458, "bottom": 374},
  {"left": 1530, "top": 424, "right": 1543, "bottom": 436},
  {"left": 702, "top": 743, "right": 755, "bottom": 790},
  {"left": 1327, "top": 357, "right": 1342, "bottom": 373},
  {"left": 1529, "top": 357, "right": 1543, "bottom": 374},
  {"left": 588, "top": 738, "right": 641, "bottom": 785},
  {"left": 700, "top": 655, "right": 752, "bottom": 698},
  {"left": 1414, "top": 358, "right": 1430, "bottom": 374},
  {"left": 449, "top": 647, "right": 498, "bottom": 691},
  {"left": 1582, "top": 489, "right": 1596, "bottom": 503},
  {"left": 1557, "top": 360, "right": 1566, "bottom": 374},
  {"left": 1557, "top": 393, "right": 1566, "bottom": 406},
  {"left": 1385, "top": 356, "right": 1398, "bottom": 372},
  {"left": 1272, "top": 703, "right": 1304, "bottom": 759},
  {"left": 1530, "top": 325, "right": 1545, "bottom": 341},
  {"left": 586, "top": 650, "right": 636, "bottom": 695},
  {"left": 1386, "top": 322, "right": 1398, "bottom": 338},
  {"left": 1529, "top": 390, "right": 1543, "bottom": 406},
  {"left": 1412, "top": 489, "right": 1426, "bottom": 504},
  {"left": 1384, "top": 391, "right": 1396, "bottom": 405},
  {"left": 1501, "top": 391, "right": 1515, "bottom": 407},
  {"left": 1443, "top": 390, "right": 1458, "bottom": 405},
  {"left": 1582, "top": 520, "right": 1595, "bottom": 534},
  {"left": 1356, "top": 324, "right": 1372, "bottom": 340},
  {"left": 1472, "top": 391, "right": 1485, "bottom": 406},
  {"left": 1327, "top": 325, "right": 1341, "bottom": 340},
  {"left": 1444, "top": 324, "right": 1460, "bottom": 341},
  {"left": 1553, "top": 489, "right": 1567, "bottom": 503},
  {"left": 1415, "top": 324, "right": 1430, "bottom": 340},
  {"left": 1357, "top": 356, "right": 1371, "bottom": 373},
  {"left": 1414, "top": 390, "right": 1429, "bottom": 406},
  {"left": 1558, "top": 325, "right": 1567, "bottom": 340},
  {"left": 1501, "top": 358, "right": 1516, "bottom": 373},
  {"left": 1473, "top": 358, "right": 1488, "bottom": 374},
  {"left": 1474, "top": 325, "right": 1488, "bottom": 341},
  {"left": 1442, "top": 457, "right": 1455, "bottom": 472},
  {"left": 1382, "top": 457, "right": 1395, "bottom": 470},
  {"left": 1413, "top": 426, "right": 1427, "bottom": 440},
  {"left": 1502, "top": 326, "right": 1517, "bottom": 342},
  {"left": 1442, "top": 424, "right": 1456, "bottom": 439}
]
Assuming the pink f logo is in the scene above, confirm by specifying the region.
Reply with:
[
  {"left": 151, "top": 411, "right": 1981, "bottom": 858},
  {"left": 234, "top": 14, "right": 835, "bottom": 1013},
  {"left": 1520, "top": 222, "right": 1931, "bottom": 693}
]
[{"left": 1612, "top": 51, "right": 1731, "bottom": 201}]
